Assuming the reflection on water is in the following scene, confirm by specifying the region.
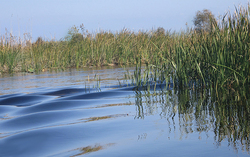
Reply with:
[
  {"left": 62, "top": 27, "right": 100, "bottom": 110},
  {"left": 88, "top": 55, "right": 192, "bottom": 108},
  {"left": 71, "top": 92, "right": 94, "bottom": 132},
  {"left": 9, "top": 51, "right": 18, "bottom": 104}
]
[
  {"left": 0, "top": 67, "right": 249, "bottom": 156},
  {"left": 68, "top": 143, "right": 116, "bottom": 157},
  {"left": 134, "top": 88, "right": 250, "bottom": 154},
  {"left": 0, "top": 66, "right": 133, "bottom": 95}
]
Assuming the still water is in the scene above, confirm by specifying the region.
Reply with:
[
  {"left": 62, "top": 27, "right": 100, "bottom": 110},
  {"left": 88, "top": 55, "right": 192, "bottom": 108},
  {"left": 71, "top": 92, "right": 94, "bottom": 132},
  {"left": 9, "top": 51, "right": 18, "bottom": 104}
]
[{"left": 0, "top": 66, "right": 249, "bottom": 157}]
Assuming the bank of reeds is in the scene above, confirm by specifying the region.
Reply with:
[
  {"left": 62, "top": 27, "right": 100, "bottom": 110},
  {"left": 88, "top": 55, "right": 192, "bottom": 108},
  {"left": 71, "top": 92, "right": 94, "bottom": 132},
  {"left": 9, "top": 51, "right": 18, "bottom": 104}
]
[
  {"left": 131, "top": 5, "right": 250, "bottom": 93},
  {"left": 0, "top": 5, "right": 249, "bottom": 92},
  {"left": 0, "top": 26, "right": 169, "bottom": 73}
]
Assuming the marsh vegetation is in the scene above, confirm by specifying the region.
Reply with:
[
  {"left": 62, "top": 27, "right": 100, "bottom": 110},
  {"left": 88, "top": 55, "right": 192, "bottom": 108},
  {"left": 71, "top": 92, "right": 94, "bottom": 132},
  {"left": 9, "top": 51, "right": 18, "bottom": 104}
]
[
  {"left": 0, "top": 3, "right": 250, "bottom": 156},
  {"left": 0, "top": 5, "right": 249, "bottom": 93}
]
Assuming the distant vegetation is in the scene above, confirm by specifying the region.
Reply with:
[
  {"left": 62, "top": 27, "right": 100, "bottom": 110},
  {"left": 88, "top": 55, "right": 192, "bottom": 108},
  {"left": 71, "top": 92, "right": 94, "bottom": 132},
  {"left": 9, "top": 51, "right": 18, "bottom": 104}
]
[
  {"left": 0, "top": 5, "right": 249, "bottom": 93},
  {"left": 193, "top": 9, "right": 216, "bottom": 33}
]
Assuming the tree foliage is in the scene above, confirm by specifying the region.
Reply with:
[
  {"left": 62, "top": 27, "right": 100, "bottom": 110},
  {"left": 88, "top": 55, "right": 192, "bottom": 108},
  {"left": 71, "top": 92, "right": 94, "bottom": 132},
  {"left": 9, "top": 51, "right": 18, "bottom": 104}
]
[
  {"left": 193, "top": 9, "right": 216, "bottom": 33},
  {"left": 35, "top": 37, "right": 44, "bottom": 45},
  {"left": 154, "top": 27, "right": 165, "bottom": 36},
  {"left": 65, "top": 25, "right": 84, "bottom": 43}
]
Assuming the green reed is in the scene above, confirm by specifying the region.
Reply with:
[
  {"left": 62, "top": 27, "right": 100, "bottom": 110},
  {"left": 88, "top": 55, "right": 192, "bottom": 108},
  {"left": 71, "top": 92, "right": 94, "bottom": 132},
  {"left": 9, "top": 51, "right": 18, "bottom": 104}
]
[
  {"left": 132, "top": 5, "right": 250, "bottom": 92},
  {"left": 0, "top": 26, "right": 171, "bottom": 73},
  {"left": 0, "top": 5, "right": 249, "bottom": 93}
]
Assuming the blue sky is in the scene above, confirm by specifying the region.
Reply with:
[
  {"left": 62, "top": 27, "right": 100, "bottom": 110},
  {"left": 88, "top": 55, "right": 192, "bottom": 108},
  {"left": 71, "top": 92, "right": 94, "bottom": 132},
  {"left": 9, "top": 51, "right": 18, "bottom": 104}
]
[{"left": 0, "top": 0, "right": 249, "bottom": 41}]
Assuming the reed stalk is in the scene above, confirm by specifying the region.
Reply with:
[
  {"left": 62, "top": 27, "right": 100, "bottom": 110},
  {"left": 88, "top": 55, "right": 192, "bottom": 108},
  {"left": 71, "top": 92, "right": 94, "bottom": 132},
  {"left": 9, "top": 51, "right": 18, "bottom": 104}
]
[{"left": 0, "top": 5, "right": 249, "bottom": 94}]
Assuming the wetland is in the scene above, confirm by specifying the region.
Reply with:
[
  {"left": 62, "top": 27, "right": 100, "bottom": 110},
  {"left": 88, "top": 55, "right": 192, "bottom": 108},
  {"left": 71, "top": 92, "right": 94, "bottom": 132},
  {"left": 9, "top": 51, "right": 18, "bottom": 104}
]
[{"left": 0, "top": 4, "right": 250, "bottom": 157}]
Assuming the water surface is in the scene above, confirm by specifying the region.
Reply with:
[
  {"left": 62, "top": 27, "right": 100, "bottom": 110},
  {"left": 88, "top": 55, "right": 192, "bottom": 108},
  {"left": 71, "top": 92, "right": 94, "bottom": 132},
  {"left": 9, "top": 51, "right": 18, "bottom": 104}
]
[{"left": 0, "top": 66, "right": 249, "bottom": 157}]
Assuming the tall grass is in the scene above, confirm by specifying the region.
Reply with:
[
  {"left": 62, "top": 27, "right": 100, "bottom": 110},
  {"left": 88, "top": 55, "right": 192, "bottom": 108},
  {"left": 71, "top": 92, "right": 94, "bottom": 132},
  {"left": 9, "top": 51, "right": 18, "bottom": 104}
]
[
  {"left": 0, "top": 5, "right": 249, "bottom": 92},
  {"left": 0, "top": 27, "right": 167, "bottom": 73},
  {"left": 133, "top": 5, "right": 250, "bottom": 92}
]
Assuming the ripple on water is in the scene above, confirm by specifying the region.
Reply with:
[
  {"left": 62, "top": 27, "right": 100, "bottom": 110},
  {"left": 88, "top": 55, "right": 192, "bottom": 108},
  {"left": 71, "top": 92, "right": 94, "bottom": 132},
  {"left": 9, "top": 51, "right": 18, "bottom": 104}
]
[
  {"left": 0, "top": 95, "right": 58, "bottom": 107},
  {"left": 0, "top": 69, "right": 249, "bottom": 157}
]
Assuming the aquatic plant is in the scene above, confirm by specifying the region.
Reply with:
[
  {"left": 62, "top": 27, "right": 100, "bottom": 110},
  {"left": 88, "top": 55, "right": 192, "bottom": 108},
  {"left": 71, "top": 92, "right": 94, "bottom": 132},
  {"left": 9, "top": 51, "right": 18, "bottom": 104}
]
[
  {"left": 132, "top": 4, "right": 250, "bottom": 92},
  {"left": 0, "top": 4, "right": 249, "bottom": 93}
]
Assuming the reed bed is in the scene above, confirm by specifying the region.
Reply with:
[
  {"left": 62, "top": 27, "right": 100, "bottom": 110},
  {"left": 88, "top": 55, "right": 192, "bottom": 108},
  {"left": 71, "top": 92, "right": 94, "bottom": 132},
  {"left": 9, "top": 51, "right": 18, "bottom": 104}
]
[
  {"left": 130, "top": 5, "right": 250, "bottom": 93},
  {"left": 0, "top": 27, "right": 170, "bottom": 72},
  {"left": 0, "top": 5, "right": 249, "bottom": 92}
]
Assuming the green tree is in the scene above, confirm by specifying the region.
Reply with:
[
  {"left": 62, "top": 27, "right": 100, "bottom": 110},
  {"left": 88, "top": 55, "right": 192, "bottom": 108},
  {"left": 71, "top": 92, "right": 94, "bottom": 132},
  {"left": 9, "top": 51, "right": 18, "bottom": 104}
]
[
  {"left": 155, "top": 27, "right": 165, "bottom": 36},
  {"left": 35, "top": 37, "right": 44, "bottom": 45},
  {"left": 65, "top": 25, "right": 84, "bottom": 43},
  {"left": 193, "top": 9, "right": 216, "bottom": 33}
]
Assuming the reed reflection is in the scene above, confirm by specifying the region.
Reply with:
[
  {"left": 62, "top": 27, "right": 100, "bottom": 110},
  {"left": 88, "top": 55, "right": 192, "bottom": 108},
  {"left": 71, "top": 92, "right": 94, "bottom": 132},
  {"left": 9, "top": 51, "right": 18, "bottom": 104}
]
[
  {"left": 69, "top": 143, "right": 115, "bottom": 157},
  {"left": 134, "top": 87, "right": 250, "bottom": 153}
]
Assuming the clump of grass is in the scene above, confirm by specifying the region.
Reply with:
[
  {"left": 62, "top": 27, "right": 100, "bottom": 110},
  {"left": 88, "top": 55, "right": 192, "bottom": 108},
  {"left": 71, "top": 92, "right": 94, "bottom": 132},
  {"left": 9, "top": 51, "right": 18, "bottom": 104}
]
[{"left": 132, "top": 4, "right": 250, "bottom": 94}]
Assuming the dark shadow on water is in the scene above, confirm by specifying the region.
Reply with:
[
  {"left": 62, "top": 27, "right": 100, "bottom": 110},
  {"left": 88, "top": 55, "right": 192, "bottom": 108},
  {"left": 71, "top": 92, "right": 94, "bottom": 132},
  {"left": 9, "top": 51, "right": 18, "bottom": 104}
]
[{"left": 0, "top": 94, "right": 58, "bottom": 106}]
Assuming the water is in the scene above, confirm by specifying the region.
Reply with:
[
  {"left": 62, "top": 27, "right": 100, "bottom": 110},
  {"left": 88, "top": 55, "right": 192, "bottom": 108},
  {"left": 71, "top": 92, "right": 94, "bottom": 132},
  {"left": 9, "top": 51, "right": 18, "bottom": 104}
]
[{"left": 0, "top": 66, "right": 249, "bottom": 157}]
